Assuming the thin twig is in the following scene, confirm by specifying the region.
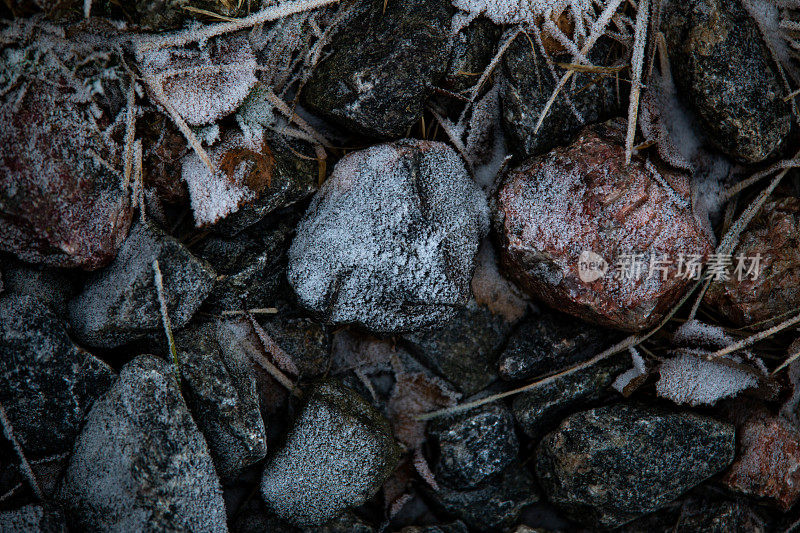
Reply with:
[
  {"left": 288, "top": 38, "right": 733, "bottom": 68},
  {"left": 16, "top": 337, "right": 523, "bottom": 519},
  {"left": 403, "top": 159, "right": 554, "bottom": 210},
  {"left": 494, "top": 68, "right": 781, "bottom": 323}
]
[
  {"left": 708, "top": 311, "right": 800, "bottom": 361},
  {"left": 624, "top": 0, "right": 650, "bottom": 164},
  {"left": 221, "top": 307, "right": 279, "bottom": 316},
  {"left": 265, "top": 88, "right": 333, "bottom": 148},
  {"left": 122, "top": 81, "right": 137, "bottom": 192},
  {"left": 0, "top": 403, "right": 42, "bottom": 500},
  {"left": 153, "top": 260, "right": 181, "bottom": 388},
  {"left": 246, "top": 316, "right": 301, "bottom": 397}
]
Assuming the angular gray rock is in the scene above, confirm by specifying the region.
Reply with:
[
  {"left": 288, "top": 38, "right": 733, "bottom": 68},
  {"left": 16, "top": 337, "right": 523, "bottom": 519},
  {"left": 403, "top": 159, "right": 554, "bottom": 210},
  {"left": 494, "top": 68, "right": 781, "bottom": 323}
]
[
  {"left": 0, "top": 504, "right": 67, "bottom": 533},
  {"left": 175, "top": 321, "right": 267, "bottom": 481},
  {"left": 69, "top": 220, "right": 216, "bottom": 348},
  {"left": 288, "top": 140, "right": 488, "bottom": 333},
  {"left": 535, "top": 404, "right": 736, "bottom": 528},
  {"left": 302, "top": 0, "right": 453, "bottom": 138},
  {"left": 1, "top": 261, "right": 75, "bottom": 319},
  {"left": 59, "top": 355, "right": 227, "bottom": 532},
  {"left": 260, "top": 381, "right": 400, "bottom": 526},
  {"left": 663, "top": 0, "right": 792, "bottom": 163},
  {"left": 428, "top": 404, "right": 519, "bottom": 489},
  {"left": 512, "top": 353, "right": 629, "bottom": 438},
  {"left": 501, "top": 34, "right": 621, "bottom": 159},
  {"left": 0, "top": 294, "right": 115, "bottom": 459}
]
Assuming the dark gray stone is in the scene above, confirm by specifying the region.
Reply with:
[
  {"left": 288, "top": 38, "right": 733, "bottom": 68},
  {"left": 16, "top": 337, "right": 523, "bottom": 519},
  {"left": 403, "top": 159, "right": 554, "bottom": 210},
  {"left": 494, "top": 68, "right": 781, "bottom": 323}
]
[
  {"left": 59, "top": 355, "right": 227, "bottom": 532},
  {"left": 429, "top": 404, "right": 518, "bottom": 489},
  {"left": 399, "top": 522, "right": 468, "bottom": 533},
  {"left": 288, "top": 140, "right": 488, "bottom": 334},
  {"left": 302, "top": 0, "right": 453, "bottom": 138},
  {"left": 401, "top": 300, "right": 512, "bottom": 395},
  {"left": 511, "top": 353, "right": 629, "bottom": 438},
  {"left": 1, "top": 261, "right": 75, "bottom": 319},
  {"left": 621, "top": 496, "right": 768, "bottom": 533},
  {"left": 69, "top": 220, "right": 216, "bottom": 348},
  {"left": 445, "top": 19, "right": 502, "bottom": 94},
  {"left": 498, "top": 310, "right": 614, "bottom": 381},
  {"left": 175, "top": 321, "right": 267, "bottom": 481},
  {"left": 254, "top": 314, "right": 331, "bottom": 378},
  {"left": 0, "top": 294, "right": 115, "bottom": 459},
  {"left": 261, "top": 381, "right": 401, "bottom": 526},
  {"left": 0, "top": 504, "right": 66, "bottom": 533},
  {"left": 501, "top": 34, "right": 621, "bottom": 159},
  {"left": 663, "top": 0, "right": 792, "bottom": 163},
  {"left": 428, "top": 463, "right": 539, "bottom": 530},
  {"left": 535, "top": 404, "right": 736, "bottom": 529}
]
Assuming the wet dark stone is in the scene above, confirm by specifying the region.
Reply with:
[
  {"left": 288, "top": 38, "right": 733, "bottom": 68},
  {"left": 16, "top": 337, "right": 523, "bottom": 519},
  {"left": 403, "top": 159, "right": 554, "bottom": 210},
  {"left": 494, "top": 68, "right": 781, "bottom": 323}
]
[
  {"left": 427, "top": 463, "right": 539, "bottom": 530},
  {"left": 621, "top": 496, "right": 769, "bottom": 533},
  {"left": 175, "top": 321, "right": 267, "bottom": 481},
  {"left": 0, "top": 294, "right": 115, "bottom": 460},
  {"left": 59, "top": 355, "right": 227, "bottom": 532},
  {"left": 401, "top": 301, "right": 512, "bottom": 395},
  {"left": 535, "top": 404, "right": 736, "bottom": 529},
  {"left": 498, "top": 310, "right": 615, "bottom": 381},
  {"left": 0, "top": 504, "right": 67, "bottom": 533},
  {"left": 261, "top": 381, "right": 401, "bottom": 526},
  {"left": 302, "top": 0, "right": 454, "bottom": 138},
  {"left": 68, "top": 220, "right": 216, "bottom": 348},
  {"left": 663, "top": 0, "right": 792, "bottom": 163},
  {"left": 501, "top": 34, "right": 622, "bottom": 159},
  {"left": 428, "top": 403, "right": 519, "bottom": 489},
  {"left": 511, "top": 352, "right": 629, "bottom": 438}
]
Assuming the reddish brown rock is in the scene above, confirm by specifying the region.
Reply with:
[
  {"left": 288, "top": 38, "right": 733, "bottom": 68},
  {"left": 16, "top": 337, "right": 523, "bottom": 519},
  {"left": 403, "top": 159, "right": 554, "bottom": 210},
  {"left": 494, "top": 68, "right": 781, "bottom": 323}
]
[
  {"left": 494, "top": 119, "right": 713, "bottom": 331},
  {"left": 723, "top": 409, "right": 800, "bottom": 510},
  {"left": 0, "top": 79, "right": 133, "bottom": 270},
  {"left": 705, "top": 196, "right": 800, "bottom": 327}
]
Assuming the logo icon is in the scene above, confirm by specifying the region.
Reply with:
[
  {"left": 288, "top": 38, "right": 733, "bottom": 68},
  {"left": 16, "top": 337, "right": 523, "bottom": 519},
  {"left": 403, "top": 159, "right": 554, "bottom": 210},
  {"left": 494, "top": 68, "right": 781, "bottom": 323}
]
[{"left": 578, "top": 250, "right": 608, "bottom": 283}]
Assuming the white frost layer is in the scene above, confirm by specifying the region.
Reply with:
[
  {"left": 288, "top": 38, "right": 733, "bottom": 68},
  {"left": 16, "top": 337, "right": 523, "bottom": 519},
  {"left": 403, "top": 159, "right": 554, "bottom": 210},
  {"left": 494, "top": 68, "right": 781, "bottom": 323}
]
[
  {"left": 656, "top": 353, "right": 758, "bottom": 407},
  {"left": 288, "top": 139, "right": 489, "bottom": 332}
]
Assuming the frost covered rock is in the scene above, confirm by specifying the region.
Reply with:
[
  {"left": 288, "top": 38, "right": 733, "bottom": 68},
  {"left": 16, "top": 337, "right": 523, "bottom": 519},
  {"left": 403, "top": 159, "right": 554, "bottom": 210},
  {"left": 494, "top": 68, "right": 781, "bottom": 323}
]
[
  {"left": 535, "top": 404, "right": 736, "bottom": 528},
  {"left": 0, "top": 48, "right": 133, "bottom": 270},
  {"left": 494, "top": 119, "right": 713, "bottom": 331},
  {"left": 501, "top": 34, "right": 621, "bottom": 159},
  {"left": 705, "top": 196, "right": 800, "bottom": 326},
  {"left": 0, "top": 504, "right": 67, "bottom": 533},
  {"left": 181, "top": 130, "right": 317, "bottom": 231},
  {"left": 69, "top": 220, "right": 216, "bottom": 348},
  {"left": 175, "top": 321, "right": 267, "bottom": 481},
  {"left": 0, "top": 294, "right": 115, "bottom": 460},
  {"left": 288, "top": 140, "right": 488, "bottom": 333},
  {"left": 663, "top": 0, "right": 792, "bottom": 163},
  {"left": 428, "top": 404, "right": 519, "bottom": 489},
  {"left": 137, "top": 36, "right": 257, "bottom": 126},
  {"left": 59, "top": 355, "right": 227, "bottom": 532},
  {"left": 260, "top": 381, "right": 401, "bottom": 526},
  {"left": 302, "top": 0, "right": 453, "bottom": 138}
]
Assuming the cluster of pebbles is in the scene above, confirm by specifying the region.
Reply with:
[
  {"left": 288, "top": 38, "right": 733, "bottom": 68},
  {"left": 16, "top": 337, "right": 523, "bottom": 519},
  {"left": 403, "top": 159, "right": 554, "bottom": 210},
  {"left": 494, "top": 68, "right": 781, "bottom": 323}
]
[{"left": 1, "top": 0, "right": 800, "bottom": 531}]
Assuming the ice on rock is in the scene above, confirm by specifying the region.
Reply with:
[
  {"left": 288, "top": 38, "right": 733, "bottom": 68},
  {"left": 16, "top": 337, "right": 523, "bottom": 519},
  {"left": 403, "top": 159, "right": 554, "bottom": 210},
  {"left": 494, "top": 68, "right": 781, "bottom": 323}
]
[
  {"left": 137, "top": 35, "right": 257, "bottom": 126},
  {"left": 260, "top": 381, "right": 400, "bottom": 526},
  {"left": 288, "top": 139, "right": 489, "bottom": 333},
  {"left": 59, "top": 355, "right": 227, "bottom": 532}
]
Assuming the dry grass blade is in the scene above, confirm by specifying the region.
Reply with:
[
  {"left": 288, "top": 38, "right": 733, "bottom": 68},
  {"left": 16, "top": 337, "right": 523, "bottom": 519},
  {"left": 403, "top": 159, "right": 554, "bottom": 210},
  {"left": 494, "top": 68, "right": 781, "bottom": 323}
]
[
  {"left": 265, "top": 88, "right": 333, "bottom": 148},
  {"left": 181, "top": 5, "right": 240, "bottom": 21},
  {"left": 153, "top": 259, "right": 181, "bottom": 388},
  {"left": 122, "top": 81, "right": 137, "bottom": 192},
  {"left": 773, "top": 345, "right": 800, "bottom": 375},
  {"left": 221, "top": 307, "right": 279, "bottom": 316},
  {"left": 246, "top": 315, "right": 301, "bottom": 397},
  {"left": 624, "top": 0, "right": 650, "bottom": 164},
  {"left": 0, "top": 403, "right": 42, "bottom": 500},
  {"left": 467, "top": 27, "right": 521, "bottom": 105},
  {"left": 707, "top": 311, "right": 800, "bottom": 361}
]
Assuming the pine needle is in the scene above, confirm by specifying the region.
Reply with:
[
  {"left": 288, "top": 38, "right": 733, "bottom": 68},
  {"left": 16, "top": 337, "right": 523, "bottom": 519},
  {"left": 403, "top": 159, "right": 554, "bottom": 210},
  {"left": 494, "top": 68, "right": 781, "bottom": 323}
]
[
  {"left": 708, "top": 311, "right": 800, "bottom": 361},
  {"left": 624, "top": 0, "right": 650, "bottom": 165},
  {"left": 121, "top": 81, "right": 137, "bottom": 192},
  {"left": 0, "top": 403, "right": 42, "bottom": 500},
  {"left": 153, "top": 259, "right": 181, "bottom": 388},
  {"left": 220, "top": 307, "right": 279, "bottom": 316},
  {"left": 246, "top": 315, "right": 301, "bottom": 397}
]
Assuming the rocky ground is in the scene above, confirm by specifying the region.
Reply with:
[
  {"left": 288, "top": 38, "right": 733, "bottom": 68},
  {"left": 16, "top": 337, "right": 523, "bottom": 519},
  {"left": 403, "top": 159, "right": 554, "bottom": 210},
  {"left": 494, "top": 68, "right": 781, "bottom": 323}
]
[{"left": 1, "top": 0, "right": 800, "bottom": 531}]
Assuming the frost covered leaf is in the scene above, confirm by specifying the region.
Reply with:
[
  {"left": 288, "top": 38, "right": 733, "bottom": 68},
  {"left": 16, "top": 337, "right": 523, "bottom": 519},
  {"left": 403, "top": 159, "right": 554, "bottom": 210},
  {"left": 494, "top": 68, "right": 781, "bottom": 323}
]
[
  {"left": 464, "top": 85, "right": 500, "bottom": 167},
  {"left": 612, "top": 347, "right": 647, "bottom": 395},
  {"left": 470, "top": 240, "right": 528, "bottom": 323},
  {"left": 137, "top": 35, "right": 257, "bottom": 126},
  {"left": 387, "top": 372, "right": 459, "bottom": 450},
  {"left": 656, "top": 353, "right": 761, "bottom": 407}
]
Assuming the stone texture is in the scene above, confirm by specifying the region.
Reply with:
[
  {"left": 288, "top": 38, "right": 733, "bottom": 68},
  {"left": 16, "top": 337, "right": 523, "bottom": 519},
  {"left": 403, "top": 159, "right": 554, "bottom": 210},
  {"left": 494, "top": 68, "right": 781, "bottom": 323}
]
[
  {"left": 253, "top": 314, "right": 331, "bottom": 378},
  {"left": 663, "top": 0, "right": 792, "bottom": 163},
  {"left": 0, "top": 294, "right": 115, "bottom": 459},
  {"left": 621, "top": 496, "right": 768, "bottom": 533},
  {"left": 175, "top": 321, "right": 267, "bottom": 481},
  {"left": 59, "top": 355, "right": 227, "bottom": 532},
  {"left": 401, "top": 300, "right": 512, "bottom": 394},
  {"left": 498, "top": 309, "right": 614, "bottom": 381},
  {"left": 705, "top": 195, "right": 800, "bottom": 326},
  {"left": 535, "top": 404, "right": 736, "bottom": 528},
  {"left": 511, "top": 352, "right": 629, "bottom": 438},
  {"left": 723, "top": 409, "right": 800, "bottom": 510},
  {"left": 288, "top": 140, "right": 488, "bottom": 333},
  {"left": 494, "top": 119, "right": 713, "bottom": 331},
  {"left": 0, "top": 504, "right": 67, "bottom": 533},
  {"left": 69, "top": 220, "right": 216, "bottom": 348},
  {"left": 260, "top": 381, "right": 400, "bottom": 526},
  {"left": 302, "top": 0, "right": 453, "bottom": 138},
  {"left": 501, "top": 34, "right": 621, "bottom": 158},
  {"left": 1, "top": 260, "right": 76, "bottom": 319},
  {"left": 428, "top": 404, "right": 519, "bottom": 489},
  {"left": 428, "top": 464, "right": 539, "bottom": 530},
  {"left": 0, "top": 48, "right": 132, "bottom": 270}
]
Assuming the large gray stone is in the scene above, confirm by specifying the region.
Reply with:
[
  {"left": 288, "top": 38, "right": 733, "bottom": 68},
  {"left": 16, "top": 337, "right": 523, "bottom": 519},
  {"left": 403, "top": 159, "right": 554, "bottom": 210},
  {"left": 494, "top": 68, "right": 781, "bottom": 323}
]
[
  {"left": 0, "top": 504, "right": 66, "bottom": 533},
  {"left": 535, "top": 404, "right": 736, "bottom": 528},
  {"left": 260, "top": 381, "right": 400, "bottom": 526},
  {"left": 69, "top": 220, "right": 216, "bottom": 348},
  {"left": 59, "top": 355, "right": 227, "bottom": 532},
  {"left": 288, "top": 140, "right": 488, "bottom": 333}
]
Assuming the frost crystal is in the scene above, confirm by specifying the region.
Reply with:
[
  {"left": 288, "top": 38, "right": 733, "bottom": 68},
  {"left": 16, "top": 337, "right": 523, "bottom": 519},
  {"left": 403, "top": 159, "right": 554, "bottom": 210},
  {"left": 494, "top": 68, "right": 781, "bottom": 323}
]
[{"left": 656, "top": 354, "right": 759, "bottom": 407}]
